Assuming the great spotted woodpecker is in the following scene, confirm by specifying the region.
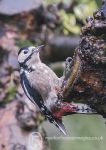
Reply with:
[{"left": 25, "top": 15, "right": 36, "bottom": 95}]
[{"left": 18, "top": 45, "right": 94, "bottom": 135}]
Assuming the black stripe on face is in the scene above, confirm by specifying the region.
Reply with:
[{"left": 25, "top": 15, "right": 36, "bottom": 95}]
[
  {"left": 19, "top": 46, "right": 34, "bottom": 68},
  {"left": 18, "top": 46, "right": 30, "bottom": 55}
]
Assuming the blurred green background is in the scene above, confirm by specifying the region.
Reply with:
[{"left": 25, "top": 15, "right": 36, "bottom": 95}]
[{"left": 43, "top": 115, "right": 106, "bottom": 150}]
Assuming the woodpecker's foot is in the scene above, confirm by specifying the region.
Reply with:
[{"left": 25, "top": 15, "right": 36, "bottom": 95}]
[
  {"left": 53, "top": 102, "right": 96, "bottom": 119},
  {"left": 64, "top": 57, "right": 73, "bottom": 77},
  {"left": 61, "top": 57, "right": 73, "bottom": 89}
]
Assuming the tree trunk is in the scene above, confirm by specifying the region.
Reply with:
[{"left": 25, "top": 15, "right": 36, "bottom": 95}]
[{"left": 64, "top": 0, "right": 106, "bottom": 118}]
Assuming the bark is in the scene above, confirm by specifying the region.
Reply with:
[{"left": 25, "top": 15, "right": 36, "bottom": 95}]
[{"left": 63, "top": 1, "right": 106, "bottom": 118}]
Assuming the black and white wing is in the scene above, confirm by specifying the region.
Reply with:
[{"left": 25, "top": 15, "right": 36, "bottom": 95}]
[{"left": 20, "top": 71, "right": 66, "bottom": 135}]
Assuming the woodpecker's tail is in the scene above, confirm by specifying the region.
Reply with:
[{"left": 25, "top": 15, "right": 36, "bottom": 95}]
[
  {"left": 40, "top": 104, "right": 67, "bottom": 135},
  {"left": 53, "top": 119, "right": 67, "bottom": 135}
]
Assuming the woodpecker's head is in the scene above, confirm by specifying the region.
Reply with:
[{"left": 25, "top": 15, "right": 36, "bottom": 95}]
[{"left": 18, "top": 45, "right": 44, "bottom": 68}]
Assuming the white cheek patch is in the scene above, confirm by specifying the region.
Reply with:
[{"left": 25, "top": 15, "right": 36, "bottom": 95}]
[
  {"left": 18, "top": 50, "right": 32, "bottom": 64},
  {"left": 18, "top": 53, "right": 25, "bottom": 64}
]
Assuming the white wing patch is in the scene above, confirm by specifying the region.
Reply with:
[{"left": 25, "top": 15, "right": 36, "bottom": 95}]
[{"left": 22, "top": 79, "right": 37, "bottom": 106}]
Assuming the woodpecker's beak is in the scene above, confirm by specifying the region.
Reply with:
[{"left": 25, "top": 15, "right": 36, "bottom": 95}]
[{"left": 33, "top": 45, "right": 44, "bottom": 53}]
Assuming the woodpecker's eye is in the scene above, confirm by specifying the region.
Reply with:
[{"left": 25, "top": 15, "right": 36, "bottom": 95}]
[{"left": 24, "top": 50, "right": 28, "bottom": 54}]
